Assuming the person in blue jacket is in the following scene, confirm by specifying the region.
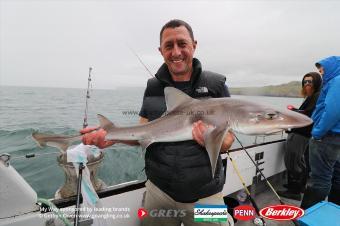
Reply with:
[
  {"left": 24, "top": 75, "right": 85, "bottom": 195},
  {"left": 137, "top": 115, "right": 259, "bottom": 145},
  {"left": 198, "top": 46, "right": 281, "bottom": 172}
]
[{"left": 301, "top": 56, "right": 340, "bottom": 209}]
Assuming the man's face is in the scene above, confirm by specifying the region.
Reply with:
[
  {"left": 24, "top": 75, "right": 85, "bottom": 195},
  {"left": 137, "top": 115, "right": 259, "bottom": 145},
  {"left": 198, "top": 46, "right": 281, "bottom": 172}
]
[
  {"left": 318, "top": 66, "right": 324, "bottom": 76},
  {"left": 303, "top": 76, "right": 314, "bottom": 96},
  {"left": 159, "top": 26, "right": 197, "bottom": 77}
]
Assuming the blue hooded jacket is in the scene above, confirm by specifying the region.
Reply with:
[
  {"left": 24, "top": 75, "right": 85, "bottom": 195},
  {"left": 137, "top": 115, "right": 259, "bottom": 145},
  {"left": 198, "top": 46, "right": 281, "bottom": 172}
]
[{"left": 311, "top": 56, "right": 340, "bottom": 139}]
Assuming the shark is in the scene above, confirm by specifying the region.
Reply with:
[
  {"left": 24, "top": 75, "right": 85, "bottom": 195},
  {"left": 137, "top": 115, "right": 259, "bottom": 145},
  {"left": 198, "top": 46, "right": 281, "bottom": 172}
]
[{"left": 32, "top": 87, "right": 312, "bottom": 176}]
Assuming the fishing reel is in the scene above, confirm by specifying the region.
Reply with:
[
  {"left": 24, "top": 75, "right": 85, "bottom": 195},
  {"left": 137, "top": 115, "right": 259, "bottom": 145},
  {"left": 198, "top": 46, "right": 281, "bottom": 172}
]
[{"left": 254, "top": 217, "right": 266, "bottom": 226}]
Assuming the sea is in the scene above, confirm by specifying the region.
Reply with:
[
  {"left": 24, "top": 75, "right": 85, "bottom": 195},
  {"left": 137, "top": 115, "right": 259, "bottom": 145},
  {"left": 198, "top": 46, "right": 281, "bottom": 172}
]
[{"left": 0, "top": 86, "right": 303, "bottom": 199}]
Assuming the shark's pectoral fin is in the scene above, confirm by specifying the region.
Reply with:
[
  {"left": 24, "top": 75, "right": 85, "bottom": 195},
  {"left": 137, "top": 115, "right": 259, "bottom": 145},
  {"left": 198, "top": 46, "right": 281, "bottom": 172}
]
[
  {"left": 203, "top": 123, "right": 230, "bottom": 178},
  {"left": 139, "top": 139, "right": 153, "bottom": 152}
]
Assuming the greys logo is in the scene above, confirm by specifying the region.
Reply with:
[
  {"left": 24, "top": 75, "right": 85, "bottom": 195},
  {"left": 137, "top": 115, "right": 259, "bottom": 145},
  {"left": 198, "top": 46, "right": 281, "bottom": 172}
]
[{"left": 149, "top": 209, "right": 186, "bottom": 218}]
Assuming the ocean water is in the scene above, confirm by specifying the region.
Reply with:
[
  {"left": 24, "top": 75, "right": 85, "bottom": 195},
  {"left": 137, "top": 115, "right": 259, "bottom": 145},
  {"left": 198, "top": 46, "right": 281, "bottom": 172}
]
[{"left": 0, "top": 86, "right": 303, "bottom": 199}]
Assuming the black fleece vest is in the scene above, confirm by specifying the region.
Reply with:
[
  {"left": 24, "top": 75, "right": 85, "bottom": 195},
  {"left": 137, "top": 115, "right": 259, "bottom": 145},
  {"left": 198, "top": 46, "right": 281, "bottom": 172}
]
[{"left": 140, "top": 68, "right": 228, "bottom": 202}]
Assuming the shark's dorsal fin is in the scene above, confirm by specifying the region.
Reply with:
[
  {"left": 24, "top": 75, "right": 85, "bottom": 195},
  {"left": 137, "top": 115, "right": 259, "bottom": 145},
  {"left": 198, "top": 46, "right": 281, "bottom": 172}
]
[
  {"left": 97, "top": 114, "right": 116, "bottom": 131},
  {"left": 164, "top": 87, "right": 194, "bottom": 112}
]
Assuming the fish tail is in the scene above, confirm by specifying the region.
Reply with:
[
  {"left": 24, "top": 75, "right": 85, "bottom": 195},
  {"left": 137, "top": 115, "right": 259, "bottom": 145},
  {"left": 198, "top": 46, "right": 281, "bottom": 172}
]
[{"left": 32, "top": 132, "right": 47, "bottom": 148}]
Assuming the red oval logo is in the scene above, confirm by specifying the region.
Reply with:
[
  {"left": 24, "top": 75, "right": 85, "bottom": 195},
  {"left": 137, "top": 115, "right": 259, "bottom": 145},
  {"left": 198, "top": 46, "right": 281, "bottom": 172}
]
[
  {"left": 259, "top": 205, "right": 304, "bottom": 221},
  {"left": 234, "top": 205, "right": 256, "bottom": 221}
]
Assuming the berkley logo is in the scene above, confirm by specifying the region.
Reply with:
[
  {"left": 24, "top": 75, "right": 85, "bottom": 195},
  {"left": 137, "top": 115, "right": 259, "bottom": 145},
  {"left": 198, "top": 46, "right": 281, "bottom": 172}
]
[
  {"left": 234, "top": 205, "right": 255, "bottom": 221},
  {"left": 259, "top": 205, "right": 304, "bottom": 221}
]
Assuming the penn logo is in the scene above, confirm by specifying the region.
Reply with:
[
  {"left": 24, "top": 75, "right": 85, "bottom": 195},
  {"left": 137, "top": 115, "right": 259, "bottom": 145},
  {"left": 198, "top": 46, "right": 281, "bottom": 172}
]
[
  {"left": 233, "top": 205, "right": 256, "bottom": 221},
  {"left": 259, "top": 205, "right": 304, "bottom": 221}
]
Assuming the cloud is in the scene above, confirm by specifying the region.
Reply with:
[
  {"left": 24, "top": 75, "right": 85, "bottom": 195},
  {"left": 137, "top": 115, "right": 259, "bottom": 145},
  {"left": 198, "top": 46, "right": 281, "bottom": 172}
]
[{"left": 1, "top": 0, "right": 339, "bottom": 88}]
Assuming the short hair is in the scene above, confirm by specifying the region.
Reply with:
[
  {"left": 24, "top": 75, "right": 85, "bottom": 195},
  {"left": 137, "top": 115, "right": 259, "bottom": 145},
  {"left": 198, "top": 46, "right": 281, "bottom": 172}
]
[{"left": 160, "top": 19, "right": 195, "bottom": 44}]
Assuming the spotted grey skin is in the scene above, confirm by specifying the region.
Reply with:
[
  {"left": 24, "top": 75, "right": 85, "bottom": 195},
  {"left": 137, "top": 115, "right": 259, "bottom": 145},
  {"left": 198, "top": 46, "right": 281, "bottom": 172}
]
[{"left": 33, "top": 87, "right": 313, "bottom": 176}]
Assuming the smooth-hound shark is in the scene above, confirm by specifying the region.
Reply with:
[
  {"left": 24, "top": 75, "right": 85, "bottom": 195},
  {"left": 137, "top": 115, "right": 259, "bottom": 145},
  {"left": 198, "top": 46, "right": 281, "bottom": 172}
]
[{"left": 32, "top": 87, "right": 312, "bottom": 176}]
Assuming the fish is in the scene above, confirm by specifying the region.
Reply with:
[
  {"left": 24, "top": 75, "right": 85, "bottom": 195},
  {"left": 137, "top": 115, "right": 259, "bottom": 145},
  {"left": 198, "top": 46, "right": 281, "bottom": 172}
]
[{"left": 32, "top": 87, "right": 312, "bottom": 176}]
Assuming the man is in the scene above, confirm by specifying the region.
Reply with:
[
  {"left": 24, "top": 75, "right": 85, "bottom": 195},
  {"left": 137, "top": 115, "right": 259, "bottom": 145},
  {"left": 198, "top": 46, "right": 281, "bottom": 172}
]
[
  {"left": 301, "top": 56, "right": 340, "bottom": 209},
  {"left": 82, "top": 19, "right": 234, "bottom": 225},
  {"left": 277, "top": 72, "right": 321, "bottom": 201}
]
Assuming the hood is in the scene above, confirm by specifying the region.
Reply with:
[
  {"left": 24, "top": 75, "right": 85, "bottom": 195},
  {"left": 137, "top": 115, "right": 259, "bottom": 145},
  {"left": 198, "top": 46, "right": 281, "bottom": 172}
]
[
  {"left": 316, "top": 56, "right": 340, "bottom": 84},
  {"left": 155, "top": 58, "right": 202, "bottom": 86},
  {"left": 302, "top": 72, "right": 322, "bottom": 92}
]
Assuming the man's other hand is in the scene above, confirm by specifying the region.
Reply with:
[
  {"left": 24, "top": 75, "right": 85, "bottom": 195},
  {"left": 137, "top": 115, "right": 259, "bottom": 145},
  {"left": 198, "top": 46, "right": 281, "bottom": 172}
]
[{"left": 80, "top": 127, "right": 115, "bottom": 149}]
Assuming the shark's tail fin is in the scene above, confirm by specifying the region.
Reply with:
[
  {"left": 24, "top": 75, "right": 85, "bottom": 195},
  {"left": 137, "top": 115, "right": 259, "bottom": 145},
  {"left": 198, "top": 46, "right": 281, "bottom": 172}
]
[
  {"left": 32, "top": 132, "right": 80, "bottom": 153},
  {"left": 32, "top": 132, "right": 48, "bottom": 148},
  {"left": 97, "top": 114, "right": 117, "bottom": 131}
]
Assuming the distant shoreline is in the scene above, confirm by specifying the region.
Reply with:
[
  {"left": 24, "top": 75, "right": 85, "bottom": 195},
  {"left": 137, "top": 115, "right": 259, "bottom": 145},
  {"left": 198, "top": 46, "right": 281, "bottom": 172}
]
[
  {"left": 2, "top": 82, "right": 303, "bottom": 98},
  {"left": 229, "top": 81, "right": 302, "bottom": 98},
  {"left": 230, "top": 93, "right": 301, "bottom": 98}
]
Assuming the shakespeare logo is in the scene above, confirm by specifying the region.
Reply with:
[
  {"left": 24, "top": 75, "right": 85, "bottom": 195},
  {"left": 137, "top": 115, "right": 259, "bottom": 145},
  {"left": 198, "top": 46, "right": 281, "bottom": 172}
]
[{"left": 194, "top": 204, "right": 228, "bottom": 222}]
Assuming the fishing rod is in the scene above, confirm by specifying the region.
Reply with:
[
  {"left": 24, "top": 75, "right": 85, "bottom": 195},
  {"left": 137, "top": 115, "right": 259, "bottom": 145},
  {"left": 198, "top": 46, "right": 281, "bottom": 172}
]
[
  {"left": 233, "top": 134, "right": 299, "bottom": 226},
  {"left": 83, "top": 67, "right": 92, "bottom": 129},
  {"left": 226, "top": 152, "right": 266, "bottom": 226},
  {"left": 74, "top": 67, "right": 93, "bottom": 226},
  {"left": 127, "top": 45, "right": 154, "bottom": 78}
]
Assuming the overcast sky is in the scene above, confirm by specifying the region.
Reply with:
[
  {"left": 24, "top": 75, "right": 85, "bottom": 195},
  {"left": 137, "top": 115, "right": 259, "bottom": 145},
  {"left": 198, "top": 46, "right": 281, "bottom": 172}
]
[{"left": 1, "top": 0, "right": 339, "bottom": 89}]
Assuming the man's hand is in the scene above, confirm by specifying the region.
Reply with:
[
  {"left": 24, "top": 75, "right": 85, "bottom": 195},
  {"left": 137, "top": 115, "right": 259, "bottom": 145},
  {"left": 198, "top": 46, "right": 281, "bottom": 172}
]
[
  {"left": 287, "top": 105, "right": 298, "bottom": 111},
  {"left": 80, "top": 127, "right": 115, "bottom": 149},
  {"left": 192, "top": 121, "right": 212, "bottom": 146},
  {"left": 221, "top": 131, "right": 235, "bottom": 152},
  {"left": 192, "top": 120, "right": 234, "bottom": 152}
]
